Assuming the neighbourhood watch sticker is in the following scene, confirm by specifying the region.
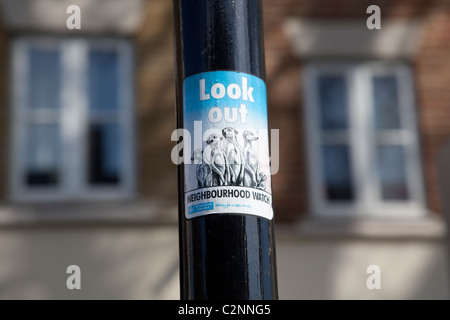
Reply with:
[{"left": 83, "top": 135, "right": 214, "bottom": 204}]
[{"left": 183, "top": 71, "right": 273, "bottom": 220}]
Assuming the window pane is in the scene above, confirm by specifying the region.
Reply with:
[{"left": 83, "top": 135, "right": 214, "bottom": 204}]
[
  {"left": 88, "top": 124, "right": 121, "bottom": 185},
  {"left": 377, "top": 145, "right": 409, "bottom": 200},
  {"left": 373, "top": 75, "right": 401, "bottom": 130},
  {"left": 318, "top": 75, "right": 349, "bottom": 130},
  {"left": 322, "top": 145, "right": 354, "bottom": 201},
  {"left": 89, "top": 50, "right": 119, "bottom": 111},
  {"left": 25, "top": 124, "right": 60, "bottom": 187},
  {"left": 29, "top": 49, "right": 61, "bottom": 109}
]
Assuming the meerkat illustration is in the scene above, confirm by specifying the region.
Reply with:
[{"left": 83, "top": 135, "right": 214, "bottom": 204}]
[
  {"left": 243, "top": 130, "right": 261, "bottom": 188},
  {"left": 222, "top": 127, "right": 245, "bottom": 186},
  {"left": 206, "top": 133, "right": 228, "bottom": 186},
  {"left": 256, "top": 172, "right": 267, "bottom": 191},
  {"left": 191, "top": 148, "right": 212, "bottom": 188}
]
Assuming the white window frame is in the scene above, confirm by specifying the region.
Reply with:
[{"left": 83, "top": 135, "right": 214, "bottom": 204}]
[
  {"left": 10, "top": 37, "right": 136, "bottom": 202},
  {"left": 303, "top": 61, "right": 425, "bottom": 218}
]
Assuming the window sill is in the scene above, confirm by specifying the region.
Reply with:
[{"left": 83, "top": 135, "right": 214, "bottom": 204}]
[
  {"left": 275, "top": 213, "right": 446, "bottom": 240},
  {"left": 0, "top": 199, "right": 178, "bottom": 227}
]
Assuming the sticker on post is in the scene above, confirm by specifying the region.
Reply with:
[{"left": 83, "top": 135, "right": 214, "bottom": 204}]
[{"left": 183, "top": 71, "right": 273, "bottom": 220}]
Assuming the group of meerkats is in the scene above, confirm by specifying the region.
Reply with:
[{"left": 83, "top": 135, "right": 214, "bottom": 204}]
[{"left": 191, "top": 127, "right": 267, "bottom": 190}]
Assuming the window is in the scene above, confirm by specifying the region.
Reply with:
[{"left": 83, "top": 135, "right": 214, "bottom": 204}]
[
  {"left": 11, "top": 37, "right": 135, "bottom": 201},
  {"left": 304, "top": 62, "right": 425, "bottom": 217}
]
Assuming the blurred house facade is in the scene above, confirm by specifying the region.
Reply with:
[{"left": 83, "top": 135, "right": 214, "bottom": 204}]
[{"left": 0, "top": 0, "right": 449, "bottom": 299}]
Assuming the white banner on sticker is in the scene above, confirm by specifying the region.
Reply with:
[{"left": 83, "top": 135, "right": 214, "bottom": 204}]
[{"left": 185, "top": 186, "right": 273, "bottom": 220}]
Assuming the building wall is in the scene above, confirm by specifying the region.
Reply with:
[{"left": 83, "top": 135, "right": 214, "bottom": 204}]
[
  {"left": 0, "top": 225, "right": 447, "bottom": 300},
  {"left": 415, "top": 3, "right": 450, "bottom": 215},
  {"left": 134, "top": 0, "right": 178, "bottom": 220},
  {"left": 0, "top": 0, "right": 447, "bottom": 221},
  {"left": 131, "top": 0, "right": 450, "bottom": 222},
  {"left": 0, "top": 0, "right": 449, "bottom": 300},
  {"left": 0, "top": 19, "right": 8, "bottom": 201},
  {"left": 263, "top": 0, "right": 450, "bottom": 221}
]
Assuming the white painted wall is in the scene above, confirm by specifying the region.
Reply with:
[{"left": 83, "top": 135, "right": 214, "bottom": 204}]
[{"left": 0, "top": 224, "right": 447, "bottom": 300}]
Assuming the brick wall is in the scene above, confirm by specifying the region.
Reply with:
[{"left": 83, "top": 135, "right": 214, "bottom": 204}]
[
  {"left": 0, "top": 0, "right": 444, "bottom": 220},
  {"left": 0, "top": 20, "right": 8, "bottom": 201},
  {"left": 135, "top": 0, "right": 178, "bottom": 215},
  {"left": 133, "top": 0, "right": 450, "bottom": 222},
  {"left": 135, "top": 0, "right": 450, "bottom": 222},
  {"left": 414, "top": 3, "right": 450, "bottom": 214},
  {"left": 262, "top": 0, "right": 450, "bottom": 220}
]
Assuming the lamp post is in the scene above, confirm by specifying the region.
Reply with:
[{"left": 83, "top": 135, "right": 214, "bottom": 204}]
[{"left": 173, "top": 0, "right": 278, "bottom": 300}]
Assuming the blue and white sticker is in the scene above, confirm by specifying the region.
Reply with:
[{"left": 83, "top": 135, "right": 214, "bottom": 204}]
[{"left": 183, "top": 71, "right": 273, "bottom": 220}]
